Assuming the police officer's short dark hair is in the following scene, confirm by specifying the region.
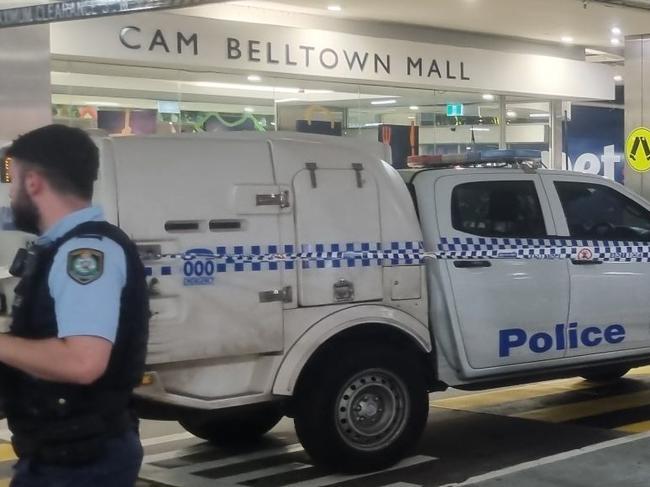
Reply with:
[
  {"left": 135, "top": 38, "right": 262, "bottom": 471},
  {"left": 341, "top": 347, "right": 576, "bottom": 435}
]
[{"left": 7, "top": 124, "right": 99, "bottom": 200}]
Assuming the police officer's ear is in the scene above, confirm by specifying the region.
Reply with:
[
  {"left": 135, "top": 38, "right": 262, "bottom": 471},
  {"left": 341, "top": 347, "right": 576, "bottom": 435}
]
[{"left": 20, "top": 166, "right": 47, "bottom": 198}]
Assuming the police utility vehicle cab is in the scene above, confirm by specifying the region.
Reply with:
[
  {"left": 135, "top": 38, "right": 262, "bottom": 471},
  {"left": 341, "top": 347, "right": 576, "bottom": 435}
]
[{"left": 1, "top": 133, "right": 650, "bottom": 472}]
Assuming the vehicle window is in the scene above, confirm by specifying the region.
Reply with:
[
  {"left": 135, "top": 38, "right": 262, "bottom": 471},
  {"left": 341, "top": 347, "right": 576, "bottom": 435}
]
[
  {"left": 451, "top": 181, "right": 546, "bottom": 237},
  {"left": 555, "top": 181, "right": 650, "bottom": 241}
]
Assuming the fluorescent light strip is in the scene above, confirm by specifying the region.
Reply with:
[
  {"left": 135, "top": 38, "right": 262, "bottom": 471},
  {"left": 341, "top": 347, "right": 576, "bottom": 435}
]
[
  {"left": 371, "top": 99, "right": 397, "bottom": 105},
  {"left": 529, "top": 113, "right": 550, "bottom": 118},
  {"left": 192, "top": 81, "right": 333, "bottom": 94}
]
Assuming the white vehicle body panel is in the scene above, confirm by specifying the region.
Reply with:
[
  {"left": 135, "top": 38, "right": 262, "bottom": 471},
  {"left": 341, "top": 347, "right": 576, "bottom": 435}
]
[{"left": 2, "top": 133, "right": 650, "bottom": 411}]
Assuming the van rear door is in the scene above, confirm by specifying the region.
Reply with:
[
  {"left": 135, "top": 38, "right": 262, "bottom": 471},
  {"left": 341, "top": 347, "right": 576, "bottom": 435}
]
[{"left": 111, "top": 136, "right": 285, "bottom": 364}]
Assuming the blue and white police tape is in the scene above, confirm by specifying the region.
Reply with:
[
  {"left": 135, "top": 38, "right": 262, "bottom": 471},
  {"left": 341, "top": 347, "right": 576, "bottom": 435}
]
[{"left": 143, "top": 238, "right": 650, "bottom": 277}]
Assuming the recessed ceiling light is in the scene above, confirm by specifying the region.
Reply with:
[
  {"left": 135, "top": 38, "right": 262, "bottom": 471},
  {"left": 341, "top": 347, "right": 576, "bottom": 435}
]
[
  {"left": 482, "top": 94, "right": 495, "bottom": 101},
  {"left": 612, "top": 27, "right": 622, "bottom": 35},
  {"left": 611, "top": 37, "right": 621, "bottom": 46},
  {"left": 507, "top": 111, "right": 517, "bottom": 118},
  {"left": 247, "top": 75, "right": 262, "bottom": 82},
  {"left": 371, "top": 99, "right": 397, "bottom": 105},
  {"left": 85, "top": 101, "right": 120, "bottom": 107},
  {"left": 327, "top": 5, "right": 342, "bottom": 11},
  {"left": 409, "top": 106, "right": 419, "bottom": 110},
  {"left": 244, "top": 107, "right": 254, "bottom": 113},
  {"left": 408, "top": 116, "right": 416, "bottom": 120},
  {"left": 614, "top": 75, "right": 623, "bottom": 82},
  {"left": 561, "top": 36, "right": 574, "bottom": 44},
  {"left": 529, "top": 113, "right": 550, "bottom": 118}
]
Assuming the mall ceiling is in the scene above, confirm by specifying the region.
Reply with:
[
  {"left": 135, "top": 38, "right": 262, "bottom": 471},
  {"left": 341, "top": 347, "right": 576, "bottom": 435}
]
[{"left": 183, "top": 0, "right": 650, "bottom": 51}]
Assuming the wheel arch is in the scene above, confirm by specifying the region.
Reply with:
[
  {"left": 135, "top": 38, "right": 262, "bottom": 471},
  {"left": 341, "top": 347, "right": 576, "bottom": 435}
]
[{"left": 272, "top": 305, "right": 433, "bottom": 397}]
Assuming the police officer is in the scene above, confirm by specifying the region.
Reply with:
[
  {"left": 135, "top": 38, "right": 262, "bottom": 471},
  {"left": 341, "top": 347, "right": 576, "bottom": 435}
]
[{"left": 1, "top": 124, "right": 149, "bottom": 486}]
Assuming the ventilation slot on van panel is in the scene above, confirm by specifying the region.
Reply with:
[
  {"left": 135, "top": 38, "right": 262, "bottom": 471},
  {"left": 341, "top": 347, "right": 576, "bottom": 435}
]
[
  {"left": 209, "top": 220, "right": 242, "bottom": 231},
  {"left": 165, "top": 221, "right": 201, "bottom": 232}
]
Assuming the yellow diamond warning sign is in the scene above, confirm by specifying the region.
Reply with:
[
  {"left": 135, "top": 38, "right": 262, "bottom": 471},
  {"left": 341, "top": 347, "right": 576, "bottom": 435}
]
[{"left": 626, "top": 127, "right": 650, "bottom": 172}]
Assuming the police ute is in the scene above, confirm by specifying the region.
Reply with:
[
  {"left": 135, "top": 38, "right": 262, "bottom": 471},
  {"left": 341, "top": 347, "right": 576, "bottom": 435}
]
[{"left": 2, "top": 132, "right": 650, "bottom": 473}]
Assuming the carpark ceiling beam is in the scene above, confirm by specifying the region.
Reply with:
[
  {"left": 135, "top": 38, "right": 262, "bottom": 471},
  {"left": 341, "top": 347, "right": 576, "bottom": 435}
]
[{"left": 0, "top": 0, "right": 231, "bottom": 29}]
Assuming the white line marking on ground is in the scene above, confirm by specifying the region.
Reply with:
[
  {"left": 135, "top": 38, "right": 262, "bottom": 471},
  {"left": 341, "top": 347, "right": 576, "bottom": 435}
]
[
  {"left": 139, "top": 463, "right": 235, "bottom": 487},
  {"left": 172, "top": 443, "right": 305, "bottom": 475},
  {"left": 440, "top": 430, "right": 650, "bottom": 486},
  {"left": 143, "top": 443, "right": 215, "bottom": 464},
  {"left": 141, "top": 432, "right": 196, "bottom": 447},
  {"left": 282, "top": 455, "right": 437, "bottom": 487},
  {"left": 378, "top": 483, "right": 422, "bottom": 487},
  {"left": 217, "top": 462, "right": 312, "bottom": 483}
]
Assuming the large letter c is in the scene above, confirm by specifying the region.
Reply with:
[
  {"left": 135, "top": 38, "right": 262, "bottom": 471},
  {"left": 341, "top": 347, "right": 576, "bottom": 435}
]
[{"left": 120, "top": 26, "right": 141, "bottom": 50}]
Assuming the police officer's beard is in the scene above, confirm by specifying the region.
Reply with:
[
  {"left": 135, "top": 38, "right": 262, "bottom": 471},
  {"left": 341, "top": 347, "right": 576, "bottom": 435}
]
[{"left": 10, "top": 187, "right": 40, "bottom": 235}]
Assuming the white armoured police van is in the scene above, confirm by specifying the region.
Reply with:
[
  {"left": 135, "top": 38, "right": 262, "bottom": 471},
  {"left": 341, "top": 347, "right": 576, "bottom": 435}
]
[{"left": 2, "top": 132, "right": 650, "bottom": 472}]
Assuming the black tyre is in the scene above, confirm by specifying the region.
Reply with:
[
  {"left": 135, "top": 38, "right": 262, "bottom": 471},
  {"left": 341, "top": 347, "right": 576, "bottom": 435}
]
[
  {"left": 581, "top": 367, "right": 630, "bottom": 382},
  {"left": 293, "top": 344, "right": 429, "bottom": 473},
  {"left": 180, "top": 406, "right": 283, "bottom": 445}
]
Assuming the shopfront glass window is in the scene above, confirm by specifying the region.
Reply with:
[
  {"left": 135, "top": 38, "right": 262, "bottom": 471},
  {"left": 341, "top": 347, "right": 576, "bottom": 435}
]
[
  {"left": 49, "top": 60, "right": 557, "bottom": 170},
  {"left": 505, "top": 97, "right": 551, "bottom": 154}
]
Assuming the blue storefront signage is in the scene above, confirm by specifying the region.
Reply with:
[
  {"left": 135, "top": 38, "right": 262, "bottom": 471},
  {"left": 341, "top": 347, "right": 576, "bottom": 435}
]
[{"left": 565, "top": 105, "right": 625, "bottom": 183}]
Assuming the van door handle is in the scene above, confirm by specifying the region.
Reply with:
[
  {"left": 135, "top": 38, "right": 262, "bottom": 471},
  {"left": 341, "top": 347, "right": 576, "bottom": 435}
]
[
  {"left": 453, "top": 260, "right": 492, "bottom": 268},
  {"left": 571, "top": 259, "right": 603, "bottom": 265}
]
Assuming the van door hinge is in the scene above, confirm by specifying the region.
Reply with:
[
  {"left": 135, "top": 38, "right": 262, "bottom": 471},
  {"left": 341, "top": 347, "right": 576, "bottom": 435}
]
[
  {"left": 259, "top": 286, "right": 292, "bottom": 303},
  {"left": 352, "top": 163, "right": 364, "bottom": 188},
  {"left": 306, "top": 162, "right": 318, "bottom": 188},
  {"left": 256, "top": 190, "right": 290, "bottom": 209}
]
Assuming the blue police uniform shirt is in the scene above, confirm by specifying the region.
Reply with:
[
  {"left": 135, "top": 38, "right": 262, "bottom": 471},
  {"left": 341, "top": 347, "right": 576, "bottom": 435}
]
[{"left": 38, "top": 206, "right": 126, "bottom": 343}]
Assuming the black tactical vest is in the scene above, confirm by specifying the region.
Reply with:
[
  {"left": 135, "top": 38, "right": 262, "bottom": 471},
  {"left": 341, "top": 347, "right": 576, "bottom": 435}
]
[{"left": 5, "top": 220, "right": 149, "bottom": 465}]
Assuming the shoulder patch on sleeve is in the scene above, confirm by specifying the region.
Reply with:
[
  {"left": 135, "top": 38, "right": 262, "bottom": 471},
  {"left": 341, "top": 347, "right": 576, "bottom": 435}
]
[{"left": 67, "top": 248, "right": 104, "bottom": 285}]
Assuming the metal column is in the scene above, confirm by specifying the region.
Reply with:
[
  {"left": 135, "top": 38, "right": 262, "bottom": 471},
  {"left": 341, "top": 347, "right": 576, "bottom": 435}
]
[
  {"left": 550, "top": 100, "right": 564, "bottom": 170},
  {"left": 0, "top": 25, "right": 51, "bottom": 142},
  {"left": 498, "top": 95, "right": 507, "bottom": 150},
  {"left": 625, "top": 35, "right": 649, "bottom": 198}
]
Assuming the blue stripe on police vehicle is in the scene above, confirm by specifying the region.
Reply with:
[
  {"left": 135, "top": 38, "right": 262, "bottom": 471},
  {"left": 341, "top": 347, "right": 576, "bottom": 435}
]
[{"left": 499, "top": 323, "right": 627, "bottom": 357}]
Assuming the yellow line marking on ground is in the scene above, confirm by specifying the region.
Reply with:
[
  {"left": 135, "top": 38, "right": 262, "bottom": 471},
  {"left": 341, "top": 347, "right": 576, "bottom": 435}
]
[
  {"left": 616, "top": 420, "right": 650, "bottom": 434},
  {"left": 430, "top": 366, "right": 650, "bottom": 413},
  {"left": 626, "top": 365, "right": 650, "bottom": 377},
  {"left": 514, "top": 389, "right": 650, "bottom": 423},
  {"left": 430, "top": 378, "right": 594, "bottom": 411},
  {"left": 0, "top": 444, "right": 16, "bottom": 462}
]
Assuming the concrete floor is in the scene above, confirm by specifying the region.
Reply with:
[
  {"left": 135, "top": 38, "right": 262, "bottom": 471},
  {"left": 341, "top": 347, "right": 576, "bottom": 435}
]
[{"left": 3, "top": 369, "right": 650, "bottom": 486}]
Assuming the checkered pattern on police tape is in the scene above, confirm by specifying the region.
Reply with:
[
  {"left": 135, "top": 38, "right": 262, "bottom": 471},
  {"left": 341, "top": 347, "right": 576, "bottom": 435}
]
[
  {"left": 143, "top": 237, "right": 650, "bottom": 277},
  {"left": 144, "top": 241, "right": 424, "bottom": 276},
  {"left": 437, "top": 237, "right": 650, "bottom": 262}
]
